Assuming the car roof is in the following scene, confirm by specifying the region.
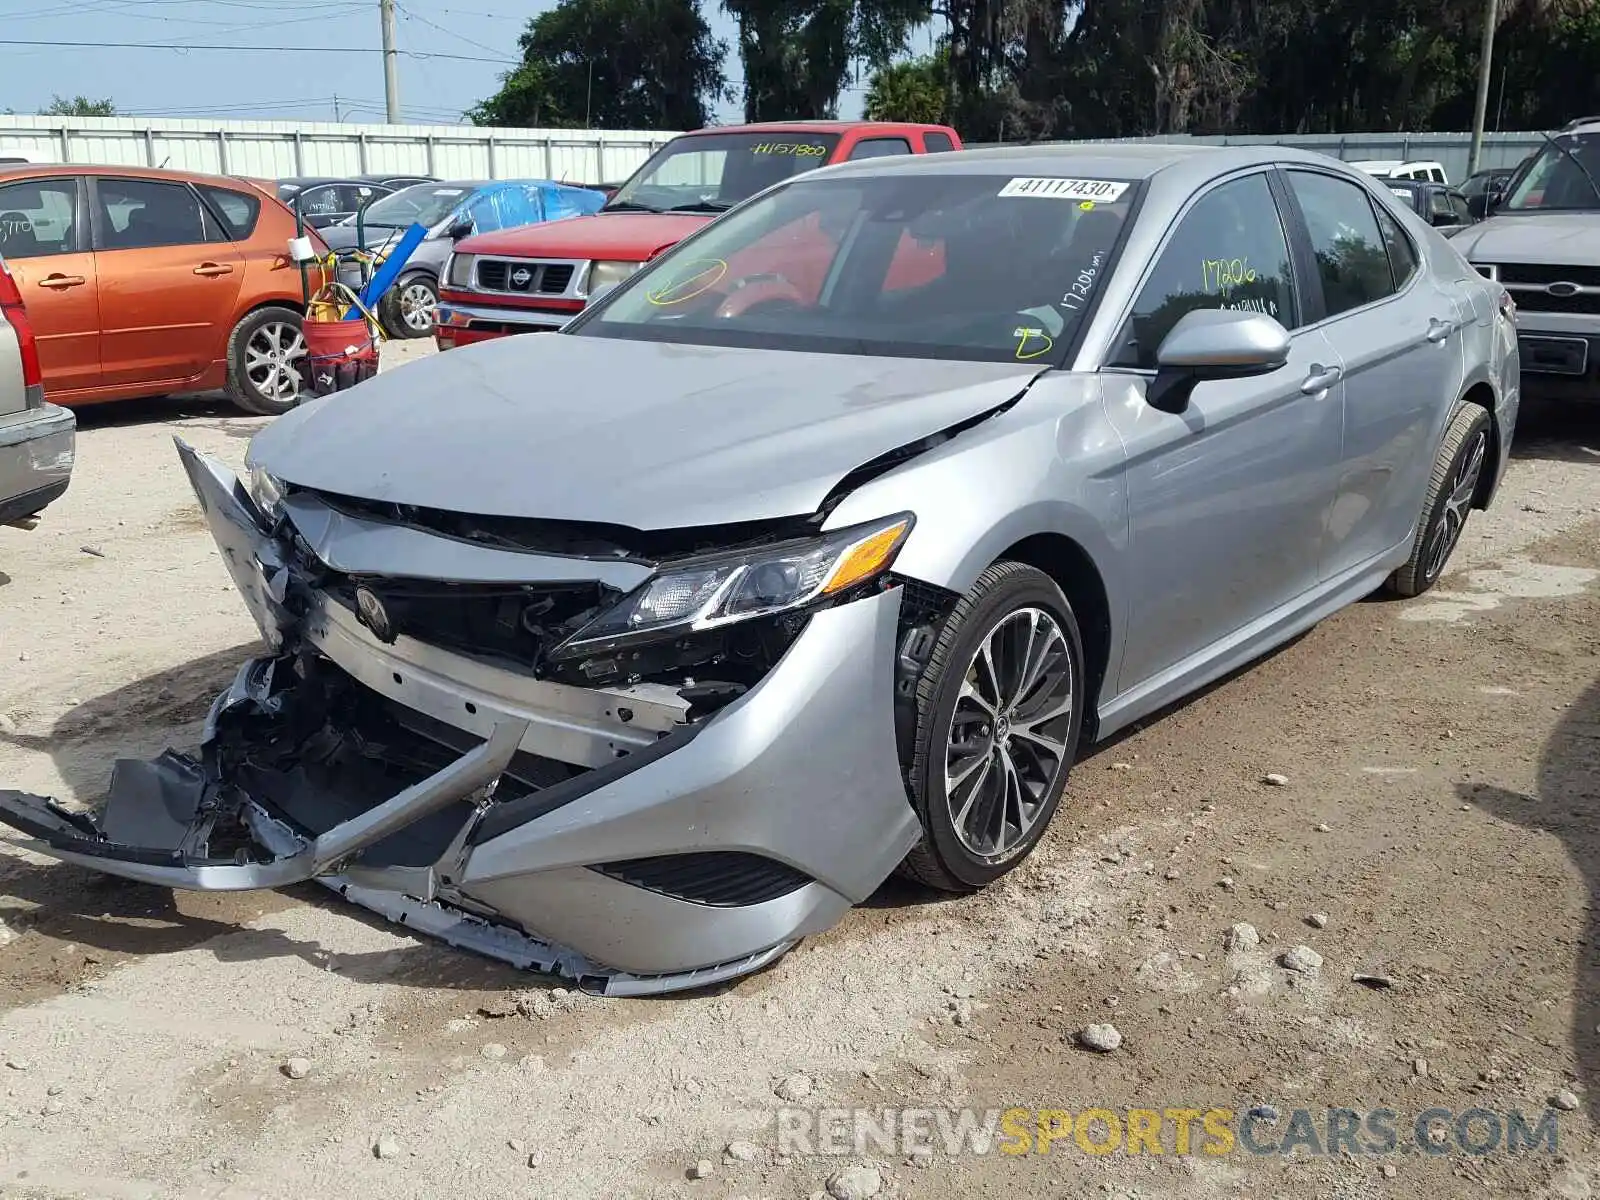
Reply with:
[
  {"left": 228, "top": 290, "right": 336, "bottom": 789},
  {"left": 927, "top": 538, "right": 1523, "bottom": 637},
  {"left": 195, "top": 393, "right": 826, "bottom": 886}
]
[
  {"left": 0, "top": 162, "right": 272, "bottom": 188},
  {"left": 679, "top": 120, "right": 955, "bottom": 137},
  {"left": 812, "top": 140, "right": 1349, "bottom": 183},
  {"left": 1560, "top": 116, "right": 1600, "bottom": 133}
]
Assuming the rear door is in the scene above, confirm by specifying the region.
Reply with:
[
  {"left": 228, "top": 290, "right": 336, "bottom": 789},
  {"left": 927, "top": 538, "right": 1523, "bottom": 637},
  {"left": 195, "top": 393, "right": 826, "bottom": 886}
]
[
  {"left": 0, "top": 175, "right": 101, "bottom": 397},
  {"left": 1280, "top": 168, "right": 1463, "bottom": 579},
  {"left": 91, "top": 175, "right": 244, "bottom": 388}
]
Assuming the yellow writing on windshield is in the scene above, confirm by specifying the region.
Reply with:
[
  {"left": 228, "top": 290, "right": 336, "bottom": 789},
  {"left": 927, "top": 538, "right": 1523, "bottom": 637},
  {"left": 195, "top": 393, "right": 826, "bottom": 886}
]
[
  {"left": 1201, "top": 257, "right": 1258, "bottom": 290},
  {"left": 1014, "top": 327, "right": 1055, "bottom": 360},
  {"left": 751, "top": 142, "right": 828, "bottom": 157},
  {"left": 645, "top": 258, "right": 728, "bottom": 306}
]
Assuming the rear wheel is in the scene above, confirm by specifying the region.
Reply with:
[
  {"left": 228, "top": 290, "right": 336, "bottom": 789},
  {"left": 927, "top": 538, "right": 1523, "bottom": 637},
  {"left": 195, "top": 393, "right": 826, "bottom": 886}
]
[
  {"left": 1387, "top": 402, "right": 1492, "bottom": 597},
  {"left": 899, "top": 562, "right": 1085, "bottom": 892},
  {"left": 225, "top": 307, "right": 306, "bottom": 416}
]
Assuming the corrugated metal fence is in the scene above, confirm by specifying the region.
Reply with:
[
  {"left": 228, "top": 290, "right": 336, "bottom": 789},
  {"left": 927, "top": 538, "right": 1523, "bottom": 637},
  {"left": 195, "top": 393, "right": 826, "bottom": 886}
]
[
  {"left": 0, "top": 115, "right": 676, "bottom": 184},
  {"left": 0, "top": 117, "right": 1556, "bottom": 187},
  {"left": 974, "top": 131, "right": 1550, "bottom": 182}
]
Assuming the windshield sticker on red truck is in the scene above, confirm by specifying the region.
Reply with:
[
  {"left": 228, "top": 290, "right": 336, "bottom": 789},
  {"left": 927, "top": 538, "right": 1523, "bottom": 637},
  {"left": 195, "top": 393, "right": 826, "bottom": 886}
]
[
  {"left": 999, "top": 177, "right": 1129, "bottom": 202},
  {"left": 646, "top": 258, "right": 728, "bottom": 306},
  {"left": 751, "top": 142, "right": 829, "bottom": 157}
]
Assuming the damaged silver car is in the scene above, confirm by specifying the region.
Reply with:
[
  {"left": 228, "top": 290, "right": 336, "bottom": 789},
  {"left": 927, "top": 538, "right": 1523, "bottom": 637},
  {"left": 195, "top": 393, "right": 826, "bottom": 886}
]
[{"left": 0, "top": 144, "right": 1519, "bottom": 994}]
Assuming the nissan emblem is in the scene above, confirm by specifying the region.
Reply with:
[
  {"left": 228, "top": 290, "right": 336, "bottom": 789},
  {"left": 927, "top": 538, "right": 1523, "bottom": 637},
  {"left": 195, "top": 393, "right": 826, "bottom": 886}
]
[{"left": 511, "top": 266, "right": 533, "bottom": 288}]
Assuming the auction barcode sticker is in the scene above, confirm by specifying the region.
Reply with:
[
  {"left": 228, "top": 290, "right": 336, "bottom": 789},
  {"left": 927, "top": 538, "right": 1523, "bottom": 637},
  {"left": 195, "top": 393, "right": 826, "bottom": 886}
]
[{"left": 998, "top": 177, "right": 1129, "bottom": 201}]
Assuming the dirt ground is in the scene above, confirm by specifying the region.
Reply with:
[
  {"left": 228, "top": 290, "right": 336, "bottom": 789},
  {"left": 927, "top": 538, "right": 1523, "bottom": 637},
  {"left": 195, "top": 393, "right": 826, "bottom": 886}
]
[{"left": 1, "top": 369, "right": 1598, "bottom": 1200}]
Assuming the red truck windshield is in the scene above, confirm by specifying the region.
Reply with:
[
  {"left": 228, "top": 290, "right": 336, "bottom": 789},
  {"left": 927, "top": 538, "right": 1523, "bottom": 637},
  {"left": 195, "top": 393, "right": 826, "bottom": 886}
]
[{"left": 604, "top": 131, "right": 844, "bottom": 216}]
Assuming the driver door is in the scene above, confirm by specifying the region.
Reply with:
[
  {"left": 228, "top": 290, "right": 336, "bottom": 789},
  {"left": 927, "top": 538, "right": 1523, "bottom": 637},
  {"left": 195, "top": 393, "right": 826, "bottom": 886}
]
[{"left": 1100, "top": 171, "right": 1345, "bottom": 694}]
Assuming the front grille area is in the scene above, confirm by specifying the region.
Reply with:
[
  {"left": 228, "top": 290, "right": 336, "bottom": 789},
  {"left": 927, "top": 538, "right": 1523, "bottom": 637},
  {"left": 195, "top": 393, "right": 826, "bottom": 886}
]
[
  {"left": 330, "top": 579, "right": 617, "bottom": 668},
  {"left": 1499, "top": 263, "right": 1600, "bottom": 287},
  {"left": 1511, "top": 289, "right": 1600, "bottom": 315},
  {"left": 475, "top": 259, "right": 578, "bottom": 295},
  {"left": 594, "top": 851, "right": 813, "bottom": 906}
]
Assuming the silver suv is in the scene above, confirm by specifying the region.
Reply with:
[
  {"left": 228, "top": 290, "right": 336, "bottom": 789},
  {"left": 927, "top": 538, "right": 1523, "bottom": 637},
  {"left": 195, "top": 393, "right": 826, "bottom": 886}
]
[
  {"left": 1453, "top": 117, "right": 1600, "bottom": 396},
  {"left": 0, "top": 253, "right": 74, "bottom": 527}
]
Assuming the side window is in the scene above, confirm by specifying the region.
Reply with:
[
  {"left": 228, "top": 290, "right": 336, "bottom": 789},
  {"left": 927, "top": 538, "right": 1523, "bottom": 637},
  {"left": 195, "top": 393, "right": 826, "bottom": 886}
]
[
  {"left": 1428, "top": 190, "right": 1452, "bottom": 220},
  {"left": 98, "top": 178, "right": 209, "bottom": 250},
  {"left": 1111, "top": 172, "right": 1296, "bottom": 370},
  {"left": 1285, "top": 171, "right": 1396, "bottom": 317},
  {"left": 0, "top": 178, "right": 80, "bottom": 259},
  {"left": 847, "top": 138, "right": 913, "bottom": 161},
  {"left": 197, "top": 184, "right": 261, "bottom": 239},
  {"left": 300, "top": 185, "right": 344, "bottom": 218},
  {"left": 1431, "top": 167, "right": 1447, "bottom": 183},
  {"left": 1373, "top": 204, "right": 1418, "bottom": 290},
  {"left": 923, "top": 132, "right": 955, "bottom": 154}
]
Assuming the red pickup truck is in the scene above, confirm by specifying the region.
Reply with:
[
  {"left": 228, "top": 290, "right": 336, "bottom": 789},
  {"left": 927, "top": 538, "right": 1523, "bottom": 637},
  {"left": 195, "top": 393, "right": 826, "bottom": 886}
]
[{"left": 435, "top": 120, "right": 962, "bottom": 347}]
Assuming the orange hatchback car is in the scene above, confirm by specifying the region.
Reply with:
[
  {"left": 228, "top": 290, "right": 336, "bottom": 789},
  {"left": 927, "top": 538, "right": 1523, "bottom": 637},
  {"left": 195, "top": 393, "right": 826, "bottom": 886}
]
[{"left": 0, "top": 164, "right": 317, "bottom": 415}]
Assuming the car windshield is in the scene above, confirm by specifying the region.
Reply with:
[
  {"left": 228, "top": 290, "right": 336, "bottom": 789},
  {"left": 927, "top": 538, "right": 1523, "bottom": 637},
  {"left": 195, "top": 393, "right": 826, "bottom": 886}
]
[
  {"left": 1504, "top": 133, "right": 1600, "bottom": 211},
  {"left": 354, "top": 182, "right": 473, "bottom": 227},
  {"left": 603, "top": 131, "right": 844, "bottom": 214},
  {"left": 573, "top": 171, "right": 1137, "bottom": 363}
]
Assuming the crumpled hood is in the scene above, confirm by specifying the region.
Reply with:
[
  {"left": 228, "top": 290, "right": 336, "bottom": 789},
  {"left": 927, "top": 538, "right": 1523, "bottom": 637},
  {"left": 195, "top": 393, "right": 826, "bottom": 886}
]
[
  {"left": 1452, "top": 211, "right": 1600, "bottom": 266},
  {"left": 250, "top": 334, "right": 1043, "bottom": 529}
]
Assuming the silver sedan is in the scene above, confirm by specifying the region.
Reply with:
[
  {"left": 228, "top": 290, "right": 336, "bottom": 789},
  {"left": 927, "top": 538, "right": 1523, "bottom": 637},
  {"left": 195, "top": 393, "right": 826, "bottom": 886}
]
[{"left": 0, "top": 144, "right": 1519, "bottom": 994}]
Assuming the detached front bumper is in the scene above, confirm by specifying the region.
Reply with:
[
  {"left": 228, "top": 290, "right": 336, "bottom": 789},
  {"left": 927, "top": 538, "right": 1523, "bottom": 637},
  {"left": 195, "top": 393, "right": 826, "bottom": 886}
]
[{"left": 0, "top": 444, "right": 921, "bottom": 995}]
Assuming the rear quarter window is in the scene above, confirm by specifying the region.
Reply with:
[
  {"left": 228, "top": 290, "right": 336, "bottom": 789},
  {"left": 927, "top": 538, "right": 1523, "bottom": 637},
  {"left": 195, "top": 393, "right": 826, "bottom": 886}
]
[
  {"left": 199, "top": 184, "right": 261, "bottom": 239},
  {"left": 924, "top": 132, "right": 956, "bottom": 154}
]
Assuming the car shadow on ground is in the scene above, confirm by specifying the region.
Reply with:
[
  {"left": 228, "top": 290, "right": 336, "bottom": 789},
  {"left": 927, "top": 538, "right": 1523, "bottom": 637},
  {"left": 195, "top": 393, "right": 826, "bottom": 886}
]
[{"left": 1465, "top": 673, "right": 1600, "bottom": 1106}]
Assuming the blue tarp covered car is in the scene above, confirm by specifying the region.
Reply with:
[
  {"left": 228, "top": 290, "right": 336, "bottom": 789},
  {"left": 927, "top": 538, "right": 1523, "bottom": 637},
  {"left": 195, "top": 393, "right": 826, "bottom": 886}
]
[{"left": 319, "top": 179, "right": 607, "bottom": 338}]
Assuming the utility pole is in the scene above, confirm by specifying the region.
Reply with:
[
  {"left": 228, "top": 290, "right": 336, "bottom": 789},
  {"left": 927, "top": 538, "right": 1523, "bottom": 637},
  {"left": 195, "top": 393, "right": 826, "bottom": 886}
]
[
  {"left": 1467, "top": 0, "right": 1499, "bottom": 177},
  {"left": 380, "top": 0, "right": 401, "bottom": 124}
]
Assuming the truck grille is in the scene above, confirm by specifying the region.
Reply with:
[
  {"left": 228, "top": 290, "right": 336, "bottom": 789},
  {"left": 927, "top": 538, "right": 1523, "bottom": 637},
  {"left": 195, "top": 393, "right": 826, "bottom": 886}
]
[
  {"left": 1499, "top": 263, "right": 1600, "bottom": 287},
  {"left": 475, "top": 260, "right": 578, "bottom": 296}
]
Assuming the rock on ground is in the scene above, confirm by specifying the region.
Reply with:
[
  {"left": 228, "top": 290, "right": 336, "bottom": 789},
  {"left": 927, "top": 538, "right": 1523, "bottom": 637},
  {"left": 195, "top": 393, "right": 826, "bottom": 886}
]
[
  {"left": 1078, "top": 1023, "right": 1123, "bottom": 1052},
  {"left": 826, "top": 1163, "right": 883, "bottom": 1200},
  {"left": 1282, "top": 945, "right": 1323, "bottom": 974}
]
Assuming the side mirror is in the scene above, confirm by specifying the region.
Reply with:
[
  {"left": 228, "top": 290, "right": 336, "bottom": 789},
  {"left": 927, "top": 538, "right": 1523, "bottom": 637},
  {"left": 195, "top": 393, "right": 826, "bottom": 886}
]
[
  {"left": 1147, "top": 309, "right": 1290, "bottom": 414},
  {"left": 446, "top": 217, "right": 475, "bottom": 240},
  {"left": 1486, "top": 188, "right": 1505, "bottom": 215},
  {"left": 584, "top": 281, "right": 619, "bottom": 309}
]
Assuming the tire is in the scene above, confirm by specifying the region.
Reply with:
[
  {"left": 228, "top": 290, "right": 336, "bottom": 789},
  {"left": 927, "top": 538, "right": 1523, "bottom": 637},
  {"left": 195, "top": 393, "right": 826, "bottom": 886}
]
[
  {"left": 899, "top": 561, "right": 1086, "bottom": 892},
  {"left": 225, "top": 306, "right": 307, "bottom": 417},
  {"left": 383, "top": 273, "right": 438, "bottom": 339},
  {"left": 1387, "top": 402, "right": 1492, "bottom": 598}
]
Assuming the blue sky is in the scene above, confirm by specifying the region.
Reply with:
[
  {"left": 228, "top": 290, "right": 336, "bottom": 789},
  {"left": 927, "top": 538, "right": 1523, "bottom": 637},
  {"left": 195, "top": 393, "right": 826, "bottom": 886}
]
[{"left": 0, "top": 0, "right": 925, "bottom": 126}]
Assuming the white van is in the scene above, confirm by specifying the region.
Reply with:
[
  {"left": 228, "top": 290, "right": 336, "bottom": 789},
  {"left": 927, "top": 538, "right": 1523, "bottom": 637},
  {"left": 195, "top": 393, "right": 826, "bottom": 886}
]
[{"left": 1350, "top": 159, "right": 1450, "bottom": 185}]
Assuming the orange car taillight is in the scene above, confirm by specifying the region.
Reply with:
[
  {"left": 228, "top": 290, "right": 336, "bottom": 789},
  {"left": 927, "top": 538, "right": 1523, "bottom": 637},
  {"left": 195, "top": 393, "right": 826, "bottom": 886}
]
[{"left": 0, "top": 259, "right": 43, "bottom": 396}]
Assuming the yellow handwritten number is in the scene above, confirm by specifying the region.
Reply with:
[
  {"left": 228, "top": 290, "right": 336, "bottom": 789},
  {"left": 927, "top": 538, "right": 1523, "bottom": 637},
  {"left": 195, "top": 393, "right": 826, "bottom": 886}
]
[{"left": 1014, "top": 327, "right": 1054, "bottom": 360}]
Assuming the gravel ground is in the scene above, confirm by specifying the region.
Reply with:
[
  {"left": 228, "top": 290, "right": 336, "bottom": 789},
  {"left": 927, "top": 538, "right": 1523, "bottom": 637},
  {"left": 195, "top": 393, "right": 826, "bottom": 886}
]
[{"left": 1, "top": 368, "right": 1598, "bottom": 1199}]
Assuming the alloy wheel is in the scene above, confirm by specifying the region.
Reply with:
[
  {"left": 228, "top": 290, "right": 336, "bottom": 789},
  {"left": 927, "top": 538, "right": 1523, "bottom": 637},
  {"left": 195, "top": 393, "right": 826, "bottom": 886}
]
[
  {"left": 244, "top": 321, "right": 306, "bottom": 405},
  {"left": 944, "top": 606, "right": 1075, "bottom": 860},
  {"left": 1423, "top": 427, "right": 1488, "bottom": 582},
  {"left": 400, "top": 281, "right": 438, "bottom": 332}
]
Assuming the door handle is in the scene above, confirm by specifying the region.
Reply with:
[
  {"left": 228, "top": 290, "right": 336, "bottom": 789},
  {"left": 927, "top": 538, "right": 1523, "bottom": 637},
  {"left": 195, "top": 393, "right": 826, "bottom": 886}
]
[
  {"left": 37, "top": 274, "right": 85, "bottom": 289},
  {"left": 1300, "top": 364, "right": 1342, "bottom": 394},
  {"left": 193, "top": 263, "right": 235, "bottom": 277},
  {"left": 1426, "top": 317, "right": 1456, "bottom": 343}
]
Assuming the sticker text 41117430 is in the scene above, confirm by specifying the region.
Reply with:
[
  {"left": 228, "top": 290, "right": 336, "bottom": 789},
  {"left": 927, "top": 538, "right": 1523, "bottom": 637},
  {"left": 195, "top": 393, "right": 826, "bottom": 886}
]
[{"left": 998, "top": 177, "right": 1129, "bottom": 201}]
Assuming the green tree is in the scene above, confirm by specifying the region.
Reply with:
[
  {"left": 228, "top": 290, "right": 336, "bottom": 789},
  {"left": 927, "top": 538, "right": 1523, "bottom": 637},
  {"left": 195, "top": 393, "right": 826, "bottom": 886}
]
[
  {"left": 864, "top": 48, "right": 949, "bottom": 122},
  {"left": 723, "top": 0, "right": 928, "bottom": 121},
  {"left": 41, "top": 95, "right": 116, "bottom": 117},
  {"left": 469, "top": 0, "right": 727, "bottom": 130}
]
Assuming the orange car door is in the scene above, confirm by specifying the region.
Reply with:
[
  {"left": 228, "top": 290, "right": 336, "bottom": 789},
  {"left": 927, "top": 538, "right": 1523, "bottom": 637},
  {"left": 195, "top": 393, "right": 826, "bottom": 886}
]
[
  {"left": 92, "top": 175, "right": 243, "bottom": 388},
  {"left": 0, "top": 175, "right": 101, "bottom": 398}
]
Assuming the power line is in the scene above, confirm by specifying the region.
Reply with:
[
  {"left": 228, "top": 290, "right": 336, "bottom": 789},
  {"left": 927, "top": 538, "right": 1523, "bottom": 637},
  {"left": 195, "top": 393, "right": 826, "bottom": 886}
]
[
  {"left": 396, "top": 1, "right": 513, "bottom": 60},
  {"left": 0, "top": 38, "right": 516, "bottom": 63}
]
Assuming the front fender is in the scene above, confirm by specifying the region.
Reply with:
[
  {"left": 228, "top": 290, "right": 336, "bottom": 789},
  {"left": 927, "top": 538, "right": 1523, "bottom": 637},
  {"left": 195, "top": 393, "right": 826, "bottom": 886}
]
[{"left": 822, "top": 373, "right": 1130, "bottom": 675}]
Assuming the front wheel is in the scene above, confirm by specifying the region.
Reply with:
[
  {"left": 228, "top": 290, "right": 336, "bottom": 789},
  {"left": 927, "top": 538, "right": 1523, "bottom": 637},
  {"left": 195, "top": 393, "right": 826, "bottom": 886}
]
[
  {"left": 384, "top": 273, "right": 438, "bottom": 339},
  {"left": 225, "top": 306, "right": 306, "bottom": 416},
  {"left": 899, "top": 562, "right": 1086, "bottom": 892},
  {"left": 1387, "top": 402, "right": 1492, "bottom": 597}
]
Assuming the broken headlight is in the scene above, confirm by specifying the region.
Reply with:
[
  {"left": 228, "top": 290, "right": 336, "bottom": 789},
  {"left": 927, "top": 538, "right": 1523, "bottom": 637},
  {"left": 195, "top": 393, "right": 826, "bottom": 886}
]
[
  {"left": 550, "top": 513, "right": 914, "bottom": 658},
  {"left": 247, "top": 463, "right": 285, "bottom": 523}
]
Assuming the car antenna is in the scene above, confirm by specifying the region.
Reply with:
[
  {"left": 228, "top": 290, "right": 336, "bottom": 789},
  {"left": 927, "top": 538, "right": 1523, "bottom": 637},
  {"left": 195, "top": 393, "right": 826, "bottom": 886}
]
[{"left": 1538, "top": 127, "right": 1600, "bottom": 205}]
